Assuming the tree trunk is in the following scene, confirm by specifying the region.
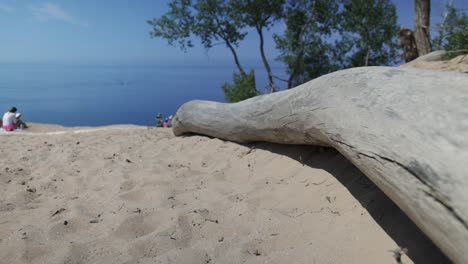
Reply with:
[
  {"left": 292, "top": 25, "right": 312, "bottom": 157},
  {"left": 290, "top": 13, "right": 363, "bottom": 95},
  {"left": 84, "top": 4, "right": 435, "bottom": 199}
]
[
  {"left": 225, "top": 41, "right": 247, "bottom": 77},
  {"left": 225, "top": 40, "right": 257, "bottom": 94},
  {"left": 287, "top": 45, "right": 304, "bottom": 89},
  {"left": 248, "top": 69, "right": 258, "bottom": 95},
  {"left": 414, "top": 0, "right": 432, "bottom": 55},
  {"left": 288, "top": 24, "right": 307, "bottom": 89},
  {"left": 173, "top": 66, "right": 468, "bottom": 264},
  {"left": 256, "top": 26, "right": 276, "bottom": 93},
  {"left": 364, "top": 46, "right": 370, "bottom": 66}
]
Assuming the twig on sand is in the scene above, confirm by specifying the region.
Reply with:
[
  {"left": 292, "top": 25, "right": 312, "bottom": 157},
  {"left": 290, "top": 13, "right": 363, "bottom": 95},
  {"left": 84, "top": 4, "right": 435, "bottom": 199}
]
[
  {"left": 311, "top": 179, "right": 327, "bottom": 185},
  {"left": 390, "top": 247, "right": 408, "bottom": 264},
  {"left": 51, "top": 208, "right": 66, "bottom": 217}
]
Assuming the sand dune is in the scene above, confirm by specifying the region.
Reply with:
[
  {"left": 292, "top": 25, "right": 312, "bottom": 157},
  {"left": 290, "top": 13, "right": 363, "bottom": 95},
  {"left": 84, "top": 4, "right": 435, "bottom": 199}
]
[
  {"left": 401, "top": 52, "right": 468, "bottom": 73},
  {"left": 0, "top": 124, "right": 449, "bottom": 263}
]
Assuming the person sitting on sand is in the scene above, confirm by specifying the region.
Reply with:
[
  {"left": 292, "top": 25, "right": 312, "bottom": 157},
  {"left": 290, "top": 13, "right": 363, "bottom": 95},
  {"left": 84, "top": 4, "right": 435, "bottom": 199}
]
[
  {"left": 156, "top": 113, "right": 163, "bottom": 127},
  {"left": 15, "top": 113, "right": 27, "bottom": 129},
  {"left": 163, "top": 118, "right": 169, "bottom": 128},
  {"left": 2, "top": 107, "right": 27, "bottom": 131}
]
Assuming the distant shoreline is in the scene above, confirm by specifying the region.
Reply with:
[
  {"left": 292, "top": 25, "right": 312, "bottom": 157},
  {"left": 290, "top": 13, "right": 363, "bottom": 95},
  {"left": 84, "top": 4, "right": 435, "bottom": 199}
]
[{"left": 1, "top": 122, "right": 157, "bottom": 134}]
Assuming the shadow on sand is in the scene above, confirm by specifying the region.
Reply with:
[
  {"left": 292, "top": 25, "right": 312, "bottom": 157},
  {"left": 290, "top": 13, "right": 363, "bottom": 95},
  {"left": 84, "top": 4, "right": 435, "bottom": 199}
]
[{"left": 247, "top": 142, "right": 451, "bottom": 264}]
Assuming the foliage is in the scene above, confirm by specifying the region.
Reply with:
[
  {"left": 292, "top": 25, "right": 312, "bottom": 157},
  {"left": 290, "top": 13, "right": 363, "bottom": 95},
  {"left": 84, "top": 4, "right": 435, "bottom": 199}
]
[
  {"left": 274, "top": 0, "right": 339, "bottom": 88},
  {"left": 230, "top": 0, "right": 285, "bottom": 92},
  {"left": 149, "top": 0, "right": 288, "bottom": 96},
  {"left": 149, "top": 0, "right": 402, "bottom": 100},
  {"left": 148, "top": 0, "right": 249, "bottom": 75},
  {"left": 340, "top": 0, "right": 400, "bottom": 67},
  {"left": 230, "top": 0, "right": 284, "bottom": 30},
  {"left": 433, "top": 5, "right": 468, "bottom": 58},
  {"left": 222, "top": 71, "right": 257, "bottom": 103},
  {"left": 148, "top": 0, "right": 245, "bottom": 50},
  {"left": 445, "top": 30, "right": 468, "bottom": 57}
]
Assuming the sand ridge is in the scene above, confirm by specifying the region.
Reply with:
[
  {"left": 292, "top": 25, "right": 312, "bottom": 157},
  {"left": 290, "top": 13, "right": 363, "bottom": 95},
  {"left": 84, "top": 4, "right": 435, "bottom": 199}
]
[{"left": 0, "top": 124, "right": 449, "bottom": 263}]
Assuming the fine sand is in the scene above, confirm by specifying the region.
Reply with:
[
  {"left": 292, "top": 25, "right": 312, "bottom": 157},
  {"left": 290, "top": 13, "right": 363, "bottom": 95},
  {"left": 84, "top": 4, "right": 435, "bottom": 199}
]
[
  {"left": 0, "top": 124, "right": 449, "bottom": 263},
  {"left": 401, "top": 53, "right": 468, "bottom": 73}
]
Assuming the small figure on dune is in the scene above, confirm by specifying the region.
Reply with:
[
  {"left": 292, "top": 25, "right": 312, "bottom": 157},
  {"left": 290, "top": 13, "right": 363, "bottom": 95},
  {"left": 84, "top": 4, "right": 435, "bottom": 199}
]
[
  {"left": 156, "top": 113, "right": 163, "bottom": 127},
  {"left": 155, "top": 113, "right": 173, "bottom": 128},
  {"left": 2, "top": 107, "right": 27, "bottom": 131}
]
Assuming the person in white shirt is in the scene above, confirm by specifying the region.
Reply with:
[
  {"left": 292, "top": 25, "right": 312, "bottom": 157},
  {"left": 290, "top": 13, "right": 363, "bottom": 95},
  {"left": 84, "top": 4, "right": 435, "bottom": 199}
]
[{"left": 2, "top": 107, "right": 21, "bottom": 131}]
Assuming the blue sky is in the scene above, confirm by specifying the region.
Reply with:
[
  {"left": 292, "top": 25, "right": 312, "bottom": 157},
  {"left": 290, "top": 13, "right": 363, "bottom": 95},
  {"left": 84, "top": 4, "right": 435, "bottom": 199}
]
[{"left": 1, "top": 0, "right": 467, "bottom": 65}]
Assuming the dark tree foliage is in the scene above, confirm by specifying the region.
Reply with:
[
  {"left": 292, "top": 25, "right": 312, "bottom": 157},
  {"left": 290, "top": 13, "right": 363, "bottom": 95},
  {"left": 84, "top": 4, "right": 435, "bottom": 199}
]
[
  {"left": 274, "top": 0, "right": 339, "bottom": 88},
  {"left": 148, "top": 0, "right": 248, "bottom": 75},
  {"left": 148, "top": 0, "right": 287, "bottom": 97},
  {"left": 149, "top": 0, "right": 401, "bottom": 102},
  {"left": 340, "top": 0, "right": 400, "bottom": 67},
  {"left": 222, "top": 70, "right": 257, "bottom": 102},
  {"left": 148, "top": 0, "right": 195, "bottom": 51}
]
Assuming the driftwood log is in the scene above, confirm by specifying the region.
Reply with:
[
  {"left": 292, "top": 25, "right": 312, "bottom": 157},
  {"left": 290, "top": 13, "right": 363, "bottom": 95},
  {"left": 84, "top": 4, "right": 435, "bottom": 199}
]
[{"left": 172, "top": 66, "right": 468, "bottom": 263}]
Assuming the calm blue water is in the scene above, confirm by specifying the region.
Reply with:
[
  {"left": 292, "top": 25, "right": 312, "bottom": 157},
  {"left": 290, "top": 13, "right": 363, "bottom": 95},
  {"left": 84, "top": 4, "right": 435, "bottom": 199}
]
[{"left": 0, "top": 63, "right": 283, "bottom": 126}]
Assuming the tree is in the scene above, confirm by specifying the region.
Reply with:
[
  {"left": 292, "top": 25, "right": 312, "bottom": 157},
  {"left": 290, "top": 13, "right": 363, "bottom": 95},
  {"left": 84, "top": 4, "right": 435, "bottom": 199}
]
[
  {"left": 231, "top": 0, "right": 284, "bottom": 92},
  {"left": 414, "top": 0, "right": 432, "bottom": 55},
  {"left": 444, "top": 11, "right": 468, "bottom": 58},
  {"left": 148, "top": 0, "right": 249, "bottom": 77},
  {"left": 432, "top": 1, "right": 454, "bottom": 50},
  {"left": 149, "top": 0, "right": 285, "bottom": 97},
  {"left": 274, "top": 0, "right": 339, "bottom": 88},
  {"left": 149, "top": 0, "right": 401, "bottom": 101},
  {"left": 222, "top": 70, "right": 257, "bottom": 102},
  {"left": 433, "top": 4, "right": 468, "bottom": 57},
  {"left": 340, "top": 0, "right": 400, "bottom": 67}
]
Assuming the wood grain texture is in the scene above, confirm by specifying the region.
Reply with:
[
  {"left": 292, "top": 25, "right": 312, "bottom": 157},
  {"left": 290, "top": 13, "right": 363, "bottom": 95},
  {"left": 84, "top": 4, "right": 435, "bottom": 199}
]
[{"left": 173, "top": 66, "right": 468, "bottom": 263}]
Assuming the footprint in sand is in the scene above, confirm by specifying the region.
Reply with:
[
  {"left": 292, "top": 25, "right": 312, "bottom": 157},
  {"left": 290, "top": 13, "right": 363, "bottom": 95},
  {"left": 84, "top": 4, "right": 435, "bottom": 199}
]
[
  {"left": 119, "top": 189, "right": 145, "bottom": 201},
  {"left": 153, "top": 248, "right": 212, "bottom": 263},
  {"left": 48, "top": 218, "right": 79, "bottom": 240},
  {"left": 114, "top": 213, "right": 160, "bottom": 239},
  {"left": 16, "top": 225, "right": 53, "bottom": 263},
  {"left": 241, "top": 239, "right": 266, "bottom": 259},
  {"left": 160, "top": 214, "right": 194, "bottom": 249},
  {"left": 127, "top": 229, "right": 177, "bottom": 259},
  {"left": 0, "top": 202, "right": 15, "bottom": 212},
  {"left": 170, "top": 209, "right": 217, "bottom": 249},
  {"left": 118, "top": 180, "right": 147, "bottom": 201},
  {"left": 63, "top": 243, "right": 90, "bottom": 264},
  {"left": 22, "top": 245, "right": 50, "bottom": 263},
  {"left": 13, "top": 190, "right": 40, "bottom": 210},
  {"left": 119, "top": 180, "right": 135, "bottom": 192}
]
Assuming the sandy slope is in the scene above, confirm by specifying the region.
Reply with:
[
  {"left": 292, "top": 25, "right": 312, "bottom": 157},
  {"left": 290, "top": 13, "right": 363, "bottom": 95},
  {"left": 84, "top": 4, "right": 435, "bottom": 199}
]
[
  {"left": 0, "top": 124, "right": 449, "bottom": 263},
  {"left": 401, "top": 53, "right": 468, "bottom": 73}
]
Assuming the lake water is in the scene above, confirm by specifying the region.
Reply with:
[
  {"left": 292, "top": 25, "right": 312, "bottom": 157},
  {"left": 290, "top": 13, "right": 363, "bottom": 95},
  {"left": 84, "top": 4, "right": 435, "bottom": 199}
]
[{"left": 0, "top": 63, "right": 284, "bottom": 126}]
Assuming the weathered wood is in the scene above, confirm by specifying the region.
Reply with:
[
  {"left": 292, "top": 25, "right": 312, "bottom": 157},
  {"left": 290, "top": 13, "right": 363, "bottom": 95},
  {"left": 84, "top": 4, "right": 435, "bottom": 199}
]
[{"left": 173, "top": 66, "right": 468, "bottom": 263}]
